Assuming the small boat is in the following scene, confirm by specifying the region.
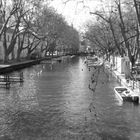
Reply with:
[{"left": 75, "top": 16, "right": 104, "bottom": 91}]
[
  {"left": 88, "top": 61, "right": 103, "bottom": 67},
  {"left": 114, "top": 87, "right": 139, "bottom": 104},
  {"left": 86, "top": 56, "right": 98, "bottom": 61},
  {"left": 87, "top": 58, "right": 103, "bottom": 67},
  {"left": 70, "top": 55, "right": 75, "bottom": 58}
]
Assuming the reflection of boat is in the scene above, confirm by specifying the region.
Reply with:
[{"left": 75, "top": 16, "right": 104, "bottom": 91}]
[
  {"left": 114, "top": 93, "right": 123, "bottom": 106},
  {"left": 114, "top": 87, "right": 139, "bottom": 104}
]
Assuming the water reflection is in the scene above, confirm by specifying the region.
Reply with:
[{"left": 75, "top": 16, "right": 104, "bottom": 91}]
[
  {"left": 0, "top": 57, "right": 140, "bottom": 139},
  {"left": 114, "top": 94, "right": 123, "bottom": 106}
]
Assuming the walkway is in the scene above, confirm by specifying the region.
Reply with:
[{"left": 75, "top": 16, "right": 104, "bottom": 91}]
[
  {"left": 105, "top": 61, "right": 140, "bottom": 96},
  {"left": 0, "top": 58, "right": 47, "bottom": 74},
  {"left": 0, "top": 55, "right": 69, "bottom": 74}
]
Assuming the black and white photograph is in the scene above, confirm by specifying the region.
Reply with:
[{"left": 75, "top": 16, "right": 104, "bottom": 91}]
[{"left": 0, "top": 0, "right": 139, "bottom": 140}]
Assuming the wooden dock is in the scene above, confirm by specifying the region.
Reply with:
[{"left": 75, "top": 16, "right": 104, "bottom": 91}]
[
  {"left": 0, "top": 72, "right": 24, "bottom": 89},
  {"left": 0, "top": 81, "right": 10, "bottom": 89}
]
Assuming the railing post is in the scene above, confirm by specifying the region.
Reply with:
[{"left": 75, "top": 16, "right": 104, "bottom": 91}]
[{"left": 20, "top": 72, "right": 24, "bottom": 82}]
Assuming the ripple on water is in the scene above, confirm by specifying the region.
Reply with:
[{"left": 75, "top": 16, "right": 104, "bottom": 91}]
[{"left": 0, "top": 57, "right": 139, "bottom": 140}]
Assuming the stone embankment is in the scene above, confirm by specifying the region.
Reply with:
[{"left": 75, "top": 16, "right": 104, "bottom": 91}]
[
  {"left": 0, "top": 55, "right": 75, "bottom": 74},
  {"left": 0, "top": 57, "right": 51, "bottom": 74}
]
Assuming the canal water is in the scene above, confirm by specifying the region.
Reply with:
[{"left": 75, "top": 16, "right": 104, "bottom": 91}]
[{"left": 0, "top": 57, "right": 140, "bottom": 140}]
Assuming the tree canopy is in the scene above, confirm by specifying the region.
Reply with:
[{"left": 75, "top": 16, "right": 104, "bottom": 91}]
[
  {"left": 83, "top": 0, "right": 140, "bottom": 66},
  {"left": 0, "top": 0, "right": 80, "bottom": 62}
]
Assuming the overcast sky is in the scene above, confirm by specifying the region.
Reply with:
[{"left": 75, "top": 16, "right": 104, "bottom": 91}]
[{"left": 50, "top": 0, "right": 105, "bottom": 31}]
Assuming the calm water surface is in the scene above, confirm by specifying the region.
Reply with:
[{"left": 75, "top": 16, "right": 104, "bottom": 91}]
[{"left": 0, "top": 57, "right": 140, "bottom": 140}]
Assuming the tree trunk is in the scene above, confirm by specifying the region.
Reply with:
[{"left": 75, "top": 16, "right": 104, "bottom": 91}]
[
  {"left": 16, "top": 48, "right": 22, "bottom": 61},
  {"left": 11, "top": 50, "right": 15, "bottom": 60},
  {"left": 4, "top": 55, "right": 8, "bottom": 63},
  {"left": 130, "top": 55, "right": 135, "bottom": 68}
]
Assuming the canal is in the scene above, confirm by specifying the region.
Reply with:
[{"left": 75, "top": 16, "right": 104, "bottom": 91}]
[{"left": 0, "top": 57, "right": 140, "bottom": 140}]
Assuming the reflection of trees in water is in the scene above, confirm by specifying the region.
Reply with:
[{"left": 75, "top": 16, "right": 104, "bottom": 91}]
[
  {"left": 0, "top": 62, "right": 116, "bottom": 140},
  {"left": 88, "top": 65, "right": 109, "bottom": 113},
  {"left": 83, "top": 65, "right": 111, "bottom": 138},
  {"left": 87, "top": 66, "right": 128, "bottom": 140}
]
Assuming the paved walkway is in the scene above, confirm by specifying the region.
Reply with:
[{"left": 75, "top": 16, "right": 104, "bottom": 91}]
[
  {"left": 0, "top": 56, "right": 66, "bottom": 74},
  {"left": 0, "top": 59, "right": 45, "bottom": 74},
  {"left": 105, "top": 61, "right": 140, "bottom": 96}
]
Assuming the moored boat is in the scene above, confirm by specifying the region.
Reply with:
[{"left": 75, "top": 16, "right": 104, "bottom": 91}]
[
  {"left": 86, "top": 56, "right": 98, "bottom": 60},
  {"left": 88, "top": 60, "right": 103, "bottom": 67},
  {"left": 114, "top": 87, "right": 139, "bottom": 104},
  {"left": 84, "top": 56, "right": 97, "bottom": 64},
  {"left": 87, "top": 58, "right": 103, "bottom": 67},
  {"left": 70, "top": 55, "right": 75, "bottom": 58}
]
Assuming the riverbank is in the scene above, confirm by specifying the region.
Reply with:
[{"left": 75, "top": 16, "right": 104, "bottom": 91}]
[
  {"left": 0, "top": 56, "right": 59, "bottom": 74},
  {"left": 0, "top": 58, "right": 46, "bottom": 74},
  {"left": 1, "top": 56, "right": 137, "bottom": 140},
  {"left": 105, "top": 60, "right": 140, "bottom": 98},
  {"left": 0, "top": 55, "right": 77, "bottom": 74}
]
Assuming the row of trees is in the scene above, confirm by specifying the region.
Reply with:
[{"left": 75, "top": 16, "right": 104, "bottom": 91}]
[
  {"left": 0, "top": 0, "right": 80, "bottom": 62},
  {"left": 85, "top": 0, "right": 140, "bottom": 67}
]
